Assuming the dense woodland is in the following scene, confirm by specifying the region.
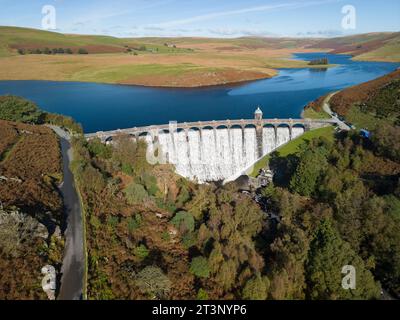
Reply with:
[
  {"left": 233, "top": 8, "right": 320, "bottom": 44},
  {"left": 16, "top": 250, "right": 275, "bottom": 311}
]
[{"left": 70, "top": 125, "right": 399, "bottom": 299}]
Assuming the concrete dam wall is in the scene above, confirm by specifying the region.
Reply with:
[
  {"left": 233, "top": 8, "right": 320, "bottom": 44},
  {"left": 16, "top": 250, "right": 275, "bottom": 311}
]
[
  {"left": 141, "top": 126, "right": 305, "bottom": 183},
  {"left": 86, "top": 108, "right": 336, "bottom": 183}
]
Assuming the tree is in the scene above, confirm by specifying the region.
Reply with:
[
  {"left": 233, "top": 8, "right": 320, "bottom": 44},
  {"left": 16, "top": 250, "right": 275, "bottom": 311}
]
[
  {"left": 171, "top": 211, "right": 195, "bottom": 234},
  {"left": 242, "top": 275, "right": 269, "bottom": 300},
  {"left": 372, "top": 124, "right": 400, "bottom": 162},
  {"left": 306, "top": 219, "right": 381, "bottom": 300},
  {"left": 190, "top": 256, "right": 210, "bottom": 278},
  {"left": 290, "top": 148, "right": 327, "bottom": 197},
  {"left": 88, "top": 138, "right": 112, "bottom": 159},
  {"left": 135, "top": 266, "right": 171, "bottom": 299},
  {"left": 0, "top": 95, "right": 44, "bottom": 124},
  {"left": 78, "top": 48, "right": 89, "bottom": 54}
]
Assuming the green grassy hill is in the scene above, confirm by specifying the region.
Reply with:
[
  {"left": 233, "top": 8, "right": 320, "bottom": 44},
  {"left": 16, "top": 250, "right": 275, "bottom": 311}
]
[
  {"left": 0, "top": 26, "right": 192, "bottom": 56},
  {"left": 0, "top": 26, "right": 120, "bottom": 55},
  {"left": 1, "top": 26, "right": 399, "bottom": 61}
]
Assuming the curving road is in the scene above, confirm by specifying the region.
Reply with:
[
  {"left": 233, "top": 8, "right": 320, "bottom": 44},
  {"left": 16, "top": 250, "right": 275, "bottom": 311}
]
[
  {"left": 50, "top": 126, "right": 85, "bottom": 300},
  {"left": 322, "top": 92, "right": 351, "bottom": 131}
]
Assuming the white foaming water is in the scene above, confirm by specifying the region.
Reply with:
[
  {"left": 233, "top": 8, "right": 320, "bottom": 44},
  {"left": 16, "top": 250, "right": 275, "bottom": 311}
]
[
  {"left": 144, "top": 125, "right": 305, "bottom": 183},
  {"left": 276, "top": 127, "right": 290, "bottom": 147},
  {"left": 243, "top": 127, "right": 257, "bottom": 169},
  {"left": 292, "top": 127, "right": 305, "bottom": 139},
  {"left": 263, "top": 127, "right": 276, "bottom": 155}
]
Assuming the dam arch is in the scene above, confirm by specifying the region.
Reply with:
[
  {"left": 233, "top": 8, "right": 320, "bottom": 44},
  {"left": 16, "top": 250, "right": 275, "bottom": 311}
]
[{"left": 87, "top": 108, "right": 336, "bottom": 183}]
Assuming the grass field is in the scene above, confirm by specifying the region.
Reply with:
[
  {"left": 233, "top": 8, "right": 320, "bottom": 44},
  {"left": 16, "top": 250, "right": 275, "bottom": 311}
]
[
  {"left": 249, "top": 126, "right": 335, "bottom": 177},
  {"left": 302, "top": 107, "right": 331, "bottom": 119}
]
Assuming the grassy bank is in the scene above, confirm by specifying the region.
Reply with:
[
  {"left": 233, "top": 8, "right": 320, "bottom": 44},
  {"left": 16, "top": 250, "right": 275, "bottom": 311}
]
[
  {"left": 302, "top": 107, "right": 331, "bottom": 119},
  {"left": 250, "top": 126, "right": 335, "bottom": 177}
]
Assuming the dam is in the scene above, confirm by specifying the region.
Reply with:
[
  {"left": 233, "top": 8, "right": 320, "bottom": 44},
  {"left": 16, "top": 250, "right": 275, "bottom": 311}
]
[{"left": 86, "top": 108, "right": 336, "bottom": 183}]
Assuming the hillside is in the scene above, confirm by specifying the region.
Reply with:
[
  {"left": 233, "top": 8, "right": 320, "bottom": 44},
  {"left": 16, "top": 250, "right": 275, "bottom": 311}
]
[
  {"left": 0, "top": 118, "right": 64, "bottom": 299},
  {"left": 311, "top": 32, "right": 400, "bottom": 62},
  {"left": 304, "top": 68, "right": 400, "bottom": 129},
  {"left": 0, "top": 27, "right": 398, "bottom": 87},
  {"left": 329, "top": 69, "right": 400, "bottom": 130}
]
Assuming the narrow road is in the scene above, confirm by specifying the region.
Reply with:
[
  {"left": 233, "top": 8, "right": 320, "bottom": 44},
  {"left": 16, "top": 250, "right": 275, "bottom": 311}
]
[
  {"left": 322, "top": 92, "right": 352, "bottom": 131},
  {"left": 50, "top": 126, "right": 85, "bottom": 300}
]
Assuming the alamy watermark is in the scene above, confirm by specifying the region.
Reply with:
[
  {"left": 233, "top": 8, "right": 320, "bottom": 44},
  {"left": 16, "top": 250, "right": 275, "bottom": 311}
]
[
  {"left": 341, "top": 5, "right": 357, "bottom": 30},
  {"left": 342, "top": 265, "right": 356, "bottom": 290},
  {"left": 41, "top": 5, "right": 57, "bottom": 30}
]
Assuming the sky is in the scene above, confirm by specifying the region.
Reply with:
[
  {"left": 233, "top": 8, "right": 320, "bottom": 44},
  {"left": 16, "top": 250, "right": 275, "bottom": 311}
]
[{"left": 0, "top": 0, "right": 399, "bottom": 38}]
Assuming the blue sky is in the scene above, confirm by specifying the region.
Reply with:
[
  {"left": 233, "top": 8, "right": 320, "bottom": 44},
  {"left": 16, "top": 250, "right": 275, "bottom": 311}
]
[{"left": 1, "top": 0, "right": 399, "bottom": 37}]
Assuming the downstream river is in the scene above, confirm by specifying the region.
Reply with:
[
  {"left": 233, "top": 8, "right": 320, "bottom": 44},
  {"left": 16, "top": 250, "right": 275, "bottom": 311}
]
[{"left": 0, "top": 53, "right": 398, "bottom": 133}]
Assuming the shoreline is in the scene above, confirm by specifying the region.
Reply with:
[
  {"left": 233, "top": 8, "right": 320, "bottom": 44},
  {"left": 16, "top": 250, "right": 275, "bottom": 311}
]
[{"left": 0, "top": 64, "right": 341, "bottom": 90}]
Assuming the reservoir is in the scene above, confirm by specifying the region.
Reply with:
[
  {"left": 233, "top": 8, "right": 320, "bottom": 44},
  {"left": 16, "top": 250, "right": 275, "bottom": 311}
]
[{"left": 0, "top": 53, "right": 398, "bottom": 133}]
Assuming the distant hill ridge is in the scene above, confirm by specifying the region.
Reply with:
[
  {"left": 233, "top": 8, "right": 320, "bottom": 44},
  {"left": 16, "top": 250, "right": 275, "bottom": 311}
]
[{"left": 0, "top": 26, "right": 399, "bottom": 61}]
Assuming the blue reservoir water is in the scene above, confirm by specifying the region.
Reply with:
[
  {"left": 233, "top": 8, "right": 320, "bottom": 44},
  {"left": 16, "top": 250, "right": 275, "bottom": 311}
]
[{"left": 0, "top": 53, "right": 398, "bottom": 133}]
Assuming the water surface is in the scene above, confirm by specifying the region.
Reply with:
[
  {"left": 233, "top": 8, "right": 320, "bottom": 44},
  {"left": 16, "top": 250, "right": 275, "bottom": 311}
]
[{"left": 0, "top": 53, "right": 398, "bottom": 133}]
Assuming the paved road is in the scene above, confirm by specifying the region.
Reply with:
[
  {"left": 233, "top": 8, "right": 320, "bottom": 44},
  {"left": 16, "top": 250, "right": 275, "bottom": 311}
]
[
  {"left": 322, "top": 92, "right": 352, "bottom": 131},
  {"left": 50, "top": 126, "right": 85, "bottom": 300}
]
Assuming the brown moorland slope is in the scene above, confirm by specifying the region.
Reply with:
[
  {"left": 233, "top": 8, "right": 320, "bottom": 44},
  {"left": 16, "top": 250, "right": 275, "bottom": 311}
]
[
  {"left": 0, "top": 119, "right": 64, "bottom": 300},
  {"left": 311, "top": 32, "right": 400, "bottom": 61},
  {"left": 0, "top": 120, "right": 62, "bottom": 216},
  {"left": 329, "top": 69, "right": 400, "bottom": 116}
]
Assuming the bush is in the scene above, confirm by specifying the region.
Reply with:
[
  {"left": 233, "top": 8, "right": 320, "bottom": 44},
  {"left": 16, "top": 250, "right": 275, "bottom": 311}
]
[
  {"left": 141, "top": 172, "right": 159, "bottom": 196},
  {"left": 134, "top": 244, "right": 149, "bottom": 259},
  {"left": 190, "top": 256, "right": 210, "bottom": 278},
  {"left": 78, "top": 48, "right": 89, "bottom": 54},
  {"left": 127, "top": 214, "right": 142, "bottom": 232},
  {"left": 196, "top": 288, "right": 209, "bottom": 300},
  {"left": 106, "top": 216, "right": 119, "bottom": 228},
  {"left": 121, "top": 163, "right": 134, "bottom": 176},
  {"left": 135, "top": 266, "right": 171, "bottom": 299},
  {"left": 123, "top": 182, "right": 149, "bottom": 205}
]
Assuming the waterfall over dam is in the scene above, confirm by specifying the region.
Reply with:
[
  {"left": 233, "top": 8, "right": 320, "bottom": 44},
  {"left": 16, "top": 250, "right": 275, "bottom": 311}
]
[
  {"left": 143, "top": 125, "right": 305, "bottom": 183},
  {"left": 86, "top": 107, "right": 336, "bottom": 184}
]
